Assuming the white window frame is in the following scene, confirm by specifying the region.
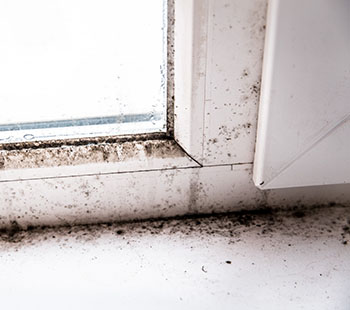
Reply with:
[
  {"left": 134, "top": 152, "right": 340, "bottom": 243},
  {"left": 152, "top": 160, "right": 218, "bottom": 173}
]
[{"left": 0, "top": 0, "right": 202, "bottom": 182}]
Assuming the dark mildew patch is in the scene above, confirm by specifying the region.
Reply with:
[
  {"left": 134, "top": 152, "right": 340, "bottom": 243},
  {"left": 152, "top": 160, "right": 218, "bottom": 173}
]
[
  {"left": 238, "top": 78, "right": 261, "bottom": 106},
  {"left": 0, "top": 205, "right": 349, "bottom": 251},
  {"left": 217, "top": 123, "right": 252, "bottom": 141},
  {"left": 166, "top": 0, "right": 175, "bottom": 136},
  {"left": 0, "top": 137, "right": 185, "bottom": 170},
  {"left": 143, "top": 139, "right": 184, "bottom": 158},
  {"left": 0, "top": 155, "right": 4, "bottom": 170}
]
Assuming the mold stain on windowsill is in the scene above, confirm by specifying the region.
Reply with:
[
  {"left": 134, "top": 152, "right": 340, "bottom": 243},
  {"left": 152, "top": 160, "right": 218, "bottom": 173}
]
[
  {"left": 0, "top": 134, "right": 188, "bottom": 170},
  {"left": 0, "top": 204, "right": 349, "bottom": 250},
  {"left": 0, "top": 204, "right": 348, "bottom": 309}
]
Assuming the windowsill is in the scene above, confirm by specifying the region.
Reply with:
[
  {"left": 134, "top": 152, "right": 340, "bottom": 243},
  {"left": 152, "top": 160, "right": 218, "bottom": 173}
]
[
  {"left": 0, "top": 205, "right": 349, "bottom": 310},
  {"left": 0, "top": 134, "right": 200, "bottom": 182}
]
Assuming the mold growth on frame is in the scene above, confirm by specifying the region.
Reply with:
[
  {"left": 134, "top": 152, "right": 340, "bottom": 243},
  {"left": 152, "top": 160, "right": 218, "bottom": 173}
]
[{"left": 166, "top": 0, "right": 175, "bottom": 137}]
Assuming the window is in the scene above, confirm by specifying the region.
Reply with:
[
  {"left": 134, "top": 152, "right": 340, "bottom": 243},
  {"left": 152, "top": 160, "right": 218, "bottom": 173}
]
[
  {"left": 0, "top": 0, "right": 200, "bottom": 183},
  {"left": 0, "top": 0, "right": 168, "bottom": 143},
  {"left": 0, "top": 0, "right": 274, "bottom": 229}
]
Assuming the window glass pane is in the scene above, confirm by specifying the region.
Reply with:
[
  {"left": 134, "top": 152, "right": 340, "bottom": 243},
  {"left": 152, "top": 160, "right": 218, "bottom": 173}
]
[{"left": 0, "top": 0, "right": 167, "bottom": 143}]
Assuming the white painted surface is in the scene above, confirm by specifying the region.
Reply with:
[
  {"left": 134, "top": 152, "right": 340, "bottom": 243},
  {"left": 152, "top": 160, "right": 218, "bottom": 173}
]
[
  {"left": 254, "top": 0, "right": 350, "bottom": 189},
  {"left": 174, "top": 0, "right": 208, "bottom": 162},
  {"left": 0, "top": 165, "right": 261, "bottom": 228},
  {"left": 0, "top": 206, "right": 349, "bottom": 310},
  {"left": 175, "top": 0, "right": 267, "bottom": 165},
  {"left": 203, "top": 0, "right": 266, "bottom": 165},
  {"left": 2, "top": 164, "right": 350, "bottom": 229}
]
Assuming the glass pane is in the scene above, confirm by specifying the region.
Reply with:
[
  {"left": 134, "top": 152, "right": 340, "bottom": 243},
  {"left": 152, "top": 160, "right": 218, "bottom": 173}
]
[{"left": 0, "top": 0, "right": 167, "bottom": 143}]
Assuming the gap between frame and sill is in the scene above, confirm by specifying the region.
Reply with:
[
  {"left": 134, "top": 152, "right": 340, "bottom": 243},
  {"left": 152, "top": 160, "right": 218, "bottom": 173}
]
[{"left": 0, "top": 162, "right": 254, "bottom": 184}]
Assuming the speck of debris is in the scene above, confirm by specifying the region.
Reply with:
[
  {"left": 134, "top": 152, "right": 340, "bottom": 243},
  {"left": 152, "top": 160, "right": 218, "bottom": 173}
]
[{"left": 226, "top": 261, "right": 232, "bottom": 264}]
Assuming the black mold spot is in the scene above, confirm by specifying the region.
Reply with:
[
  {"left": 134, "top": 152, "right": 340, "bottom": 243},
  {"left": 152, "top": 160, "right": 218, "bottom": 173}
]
[
  {"left": 242, "top": 69, "right": 249, "bottom": 78},
  {"left": 0, "top": 156, "right": 4, "bottom": 169},
  {"left": 0, "top": 221, "right": 23, "bottom": 243},
  {"left": 237, "top": 214, "right": 254, "bottom": 226},
  {"left": 292, "top": 211, "right": 305, "bottom": 218},
  {"left": 250, "top": 84, "right": 260, "bottom": 94}
]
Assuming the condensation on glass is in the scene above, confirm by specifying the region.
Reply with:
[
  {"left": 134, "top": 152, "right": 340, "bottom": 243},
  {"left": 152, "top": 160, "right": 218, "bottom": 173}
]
[{"left": 0, "top": 0, "right": 167, "bottom": 143}]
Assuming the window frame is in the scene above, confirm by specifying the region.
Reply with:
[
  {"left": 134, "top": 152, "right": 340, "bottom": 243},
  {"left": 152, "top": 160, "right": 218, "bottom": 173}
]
[
  {"left": 0, "top": 0, "right": 285, "bottom": 230},
  {"left": 0, "top": 0, "right": 206, "bottom": 183},
  {"left": 0, "top": 0, "right": 346, "bottom": 231}
]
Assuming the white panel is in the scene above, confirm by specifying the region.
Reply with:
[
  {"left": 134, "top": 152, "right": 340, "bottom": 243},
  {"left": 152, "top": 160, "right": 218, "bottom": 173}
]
[
  {"left": 0, "top": 165, "right": 264, "bottom": 229},
  {"left": 3, "top": 163, "right": 350, "bottom": 229},
  {"left": 254, "top": 0, "right": 350, "bottom": 189},
  {"left": 174, "top": 0, "right": 208, "bottom": 162},
  {"left": 203, "top": 0, "right": 267, "bottom": 165},
  {"left": 266, "top": 118, "right": 350, "bottom": 189}
]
